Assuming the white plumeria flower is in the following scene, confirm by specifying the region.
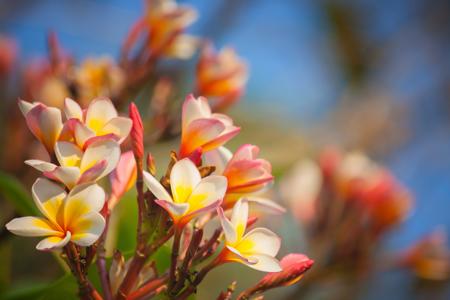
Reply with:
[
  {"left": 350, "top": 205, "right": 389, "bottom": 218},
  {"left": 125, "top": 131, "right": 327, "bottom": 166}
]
[
  {"left": 62, "top": 97, "right": 132, "bottom": 149},
  {"left": 143, "top": 158, "right": 227, "bottom": 228},
  {"left": 217, "top": 199, "right": 282, "bottom": 272},
  {"left": 6, "top": 178, "right": 105, "bottom": 251},
  {"left": 204, "top": 146, "right": 285, "bottom": 214},
  {"left": 178, "top": 95, "right": 240, "bottom": 161},
  {"left": 25, "top": 139, "right": 120, "bottom": 189}
]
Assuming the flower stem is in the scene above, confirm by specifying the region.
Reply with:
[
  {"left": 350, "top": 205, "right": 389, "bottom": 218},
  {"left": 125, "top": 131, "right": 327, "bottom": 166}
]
[
  {"left": 64, "top": 243, "right": 102, "bottom": 300},
  {"left": 96, "top": 210, "right": 112, "bottom": 300},
  {"left": 168, "top": 226, "right": 183, "bottom": 294}
]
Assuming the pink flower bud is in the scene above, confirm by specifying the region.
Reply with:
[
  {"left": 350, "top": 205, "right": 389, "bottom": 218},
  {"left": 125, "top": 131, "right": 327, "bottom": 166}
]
[
  {"left": 109, "top": 151, "right": 137, "bottom": 210},
  {"left": 129, "top": 102, "right": 144, "bottom": 160},
  {"left": 259, "top": 254, "right": 313, "bottom": 287}
]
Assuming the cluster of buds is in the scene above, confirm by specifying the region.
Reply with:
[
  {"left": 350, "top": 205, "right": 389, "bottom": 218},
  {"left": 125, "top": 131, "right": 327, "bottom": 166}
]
[
  {"left": 282, "top": 148, "right": 413, "bottom": 273},
  {"left": 6, "top": 95, "right": 312, "bottom": 299}
]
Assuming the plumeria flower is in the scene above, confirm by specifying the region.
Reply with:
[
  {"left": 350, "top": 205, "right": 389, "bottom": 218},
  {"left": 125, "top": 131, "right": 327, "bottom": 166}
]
[
  {"left": 179, "top": 95, "right": 240, "bottom": 162},
  {"left": 61, "top": 97, "right": 132, "bottom": 149},
  {"left": 123, "top": 0, "right": 198, "bottom": 60},
  {"left": 18, "top": 100, "right": 63, "bottom": 154},
  {"left": 217, "top": 199, "right": 282, "bottom": 272},
  {"left": 74, "top": 57, "right": 125, "bottom": 106},
  {"left": 143, "top": 158, "right": 227, "bottom": 228},
  {"left": 196, "top": 44, "right": 248, "bottom": 111},
  {"left": 6, "top": 178, "right": 105, "bottom": 250},
  {"left": 25, "top": 139, "right": 120, "bottom": 189},
  {"left": 204, "top": 145, "right": 284, "bottom": 213}
]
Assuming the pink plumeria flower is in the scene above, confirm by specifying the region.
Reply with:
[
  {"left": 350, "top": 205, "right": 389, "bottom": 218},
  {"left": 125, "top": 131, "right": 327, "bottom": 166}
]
[
  {"left": 143, "top": 158, "right": 227, "bottom": 228},
  {"left": 25, "top": 140, "right": 120, "bottom": 189},
  {"left": 196, "top": 44, "right": 248, "bottom": 110},
  {"left": 217, "top": 199, "right": 282, "bottom": 272},
  {"left": 108, "top": 151, "right": 137, "bottom": 210},
  {"left": 6, "top": 178, "right": 105, "bottom": 251},
  {"left": 18, "top": 100, "right": 63, "bottom": 154},
  {"left": 61, "top": 97, "right": 132, "bottom": 149},
  {"left": 204, "top": 145, "right": 284, "bottom": 213},
  {"left": 179, "top": 95, "right": 240, "bottom": 163}
]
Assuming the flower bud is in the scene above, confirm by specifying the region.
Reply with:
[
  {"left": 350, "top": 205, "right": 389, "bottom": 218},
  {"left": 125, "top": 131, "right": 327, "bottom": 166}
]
[{"left": 129, "top": 102, "right": 144, "bottom": 160}]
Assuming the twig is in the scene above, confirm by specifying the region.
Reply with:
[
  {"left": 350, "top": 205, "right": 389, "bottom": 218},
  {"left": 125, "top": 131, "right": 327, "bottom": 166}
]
[
  {"left": 168, "top": 226, "right": 183, "bottom": 293},
  {"left": 96, "top": 210, "right": 113, "bottom": 300}
]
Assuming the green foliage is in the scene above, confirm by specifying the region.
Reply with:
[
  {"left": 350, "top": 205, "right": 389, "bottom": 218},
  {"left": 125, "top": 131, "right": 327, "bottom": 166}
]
[
  {"left": 1, "top": 275, "right": 77, "bottom": 300},
  {"left": 0, "top": 171, "right": 38, "bottom": 216}
]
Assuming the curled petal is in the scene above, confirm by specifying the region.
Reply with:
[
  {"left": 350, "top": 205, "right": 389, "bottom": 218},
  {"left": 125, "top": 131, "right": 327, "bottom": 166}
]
[
  {"left": 78, "top": 160, "right": 108, "bottom": 184},
  {"left": 74, "top": 122, "right": 95, "bottom": 148},
  {"left": 218, "top": 207, "right": 237, "bottom": 244},
  {"left": 155, "top": 199, "right": 189, "bottom": 220},
  {"left": 36, "top": 232, "right": 71, "bottom": 251},
  {"left": 180, "top": 118, "right": 225, "bottom": 157},
  {"left": 143, "top": 171, "right": 172, "bottom": 201},
  {"left": 110, "top": 151, "right": 137, "bottom": 202},
  {"left": 25, "top": 103, "right": 63, "bottom": 154},
  {"left": 246, "top": 197, "right": 286, "bottom": 215}
]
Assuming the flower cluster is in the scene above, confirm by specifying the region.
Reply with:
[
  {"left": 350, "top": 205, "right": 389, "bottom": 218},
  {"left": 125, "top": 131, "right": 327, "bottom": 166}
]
[
  {"left": 6, "top": 95, "right": 312, "bottom": 299},
  {"left": 8, "top": 97, "right": 131, "bottom": 251},
  {"left": 281, "top": 147, "right": 414, "bottom": 289}
]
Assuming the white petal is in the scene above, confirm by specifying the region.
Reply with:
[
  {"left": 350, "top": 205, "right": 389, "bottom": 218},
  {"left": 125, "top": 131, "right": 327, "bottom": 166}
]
[
  {"left": 218, "top": 207, "right": 237, "bottom": 244},
  {"left": 71, "top": 212, "right": 105, "bottom": 246},
  {"left": 18, "top": 100, "right": 36, "bottom": 116},
  {"left": 80, "top": 139, "right": 120, "bottom": 179},
  {"left": 188, "top": 175, "right": 227, "bottom": 211},
  {"left": 143, "top": 171, "right": 173, "bottom": 201},
  {"left": 170, "top": 158, "right": 201, "bottom": 203},
  {"left": 36, "top": 232, "right": 71, "bottom": 251},
  {"left": 31, "top": 178, "right": 67, "bottom": 223},
  {"left": 25, "top": 160, "right": 57, "bottom": 172},
  {"left": 99, "top": 117, "right": 132, "bottom": 143},
  {"left": 182, "top": 95, "right": 211, "bottom": 129},
  {"left": 231, "top": 199, "right": 248, "bottom": 240},
  {"left": 50, "top": 166, "right": 81, "bottom": 189},
  {"left": 246, "top": 197, "right": 286, "bottom": 215},
  {"left": 6, "top": 216, "right": 60, "bottom": 237},
  {"left": 64, "top": 98, "right": 83, "bottom": 120},
  {"left": 203, "top": 147, "right": 232, "bottom": 175},
  {"left": 245, "top": 254, "right": 282, "bottom": 272},
  {"left": 55, "top": 141, "right": 83, "bottom": 167},
  {"left": 74, "top": 122, "right": 95, "bottom": 148},
  {"left": 65, "top": 183, "right": 105, "bottom": 215},
  {"left": 86, "top": 98, "right": 118, "bottom": 133},
  {"left": 240, "top": 227, "right": 281, "bottom": 257},
  {"left": 155, "top": 200, "right": 189, "bottom": 218}
]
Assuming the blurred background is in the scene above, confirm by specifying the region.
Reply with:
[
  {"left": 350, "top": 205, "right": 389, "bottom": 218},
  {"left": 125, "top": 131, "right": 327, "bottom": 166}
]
[{"left": 0, "top": 0, "right": 450, "bottom": 299}]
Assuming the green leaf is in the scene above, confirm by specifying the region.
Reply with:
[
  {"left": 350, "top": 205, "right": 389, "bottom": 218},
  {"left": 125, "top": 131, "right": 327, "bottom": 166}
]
[
  {"left": 0, "top": 171, "right": 38, "bottom": 216},
  {"left": 0, "top": 275, "right": 77, "bottom": 300}
]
